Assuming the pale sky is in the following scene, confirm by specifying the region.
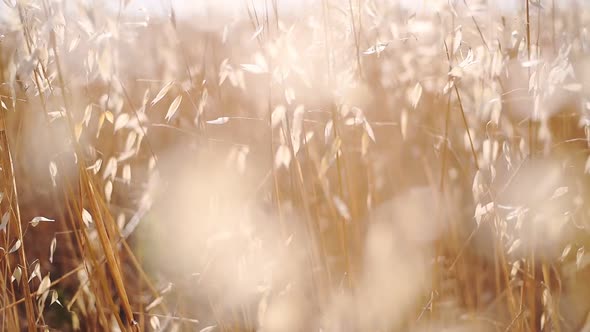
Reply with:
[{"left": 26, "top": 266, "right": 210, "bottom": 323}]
[
  {"left": 1, "top": 0, "right": 588, "bottom": 26},
  {"left": 126, "top": 0, "right": 586, "bottom": 17}
]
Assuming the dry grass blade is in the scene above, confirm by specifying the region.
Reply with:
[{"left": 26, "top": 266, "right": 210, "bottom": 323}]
[
  {"left": 151, "top": 81, "right": 175, "bottom": 107},
  {"left": 165, "top": 95, "right": 182, "bottom": 122}
]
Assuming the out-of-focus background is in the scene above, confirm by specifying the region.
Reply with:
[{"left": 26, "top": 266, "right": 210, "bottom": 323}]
[{"left": 1, "top": 0, "right": 590, "bottom": 331}]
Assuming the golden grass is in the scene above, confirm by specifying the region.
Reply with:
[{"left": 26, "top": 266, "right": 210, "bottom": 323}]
[{"left": 0, "top": 0, "right": 589, "bottom": 331}]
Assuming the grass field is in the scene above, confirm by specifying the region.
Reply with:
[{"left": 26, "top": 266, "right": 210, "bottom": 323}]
[{"left": 1, "top": 0, "right": 590, "bottom": 331}]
